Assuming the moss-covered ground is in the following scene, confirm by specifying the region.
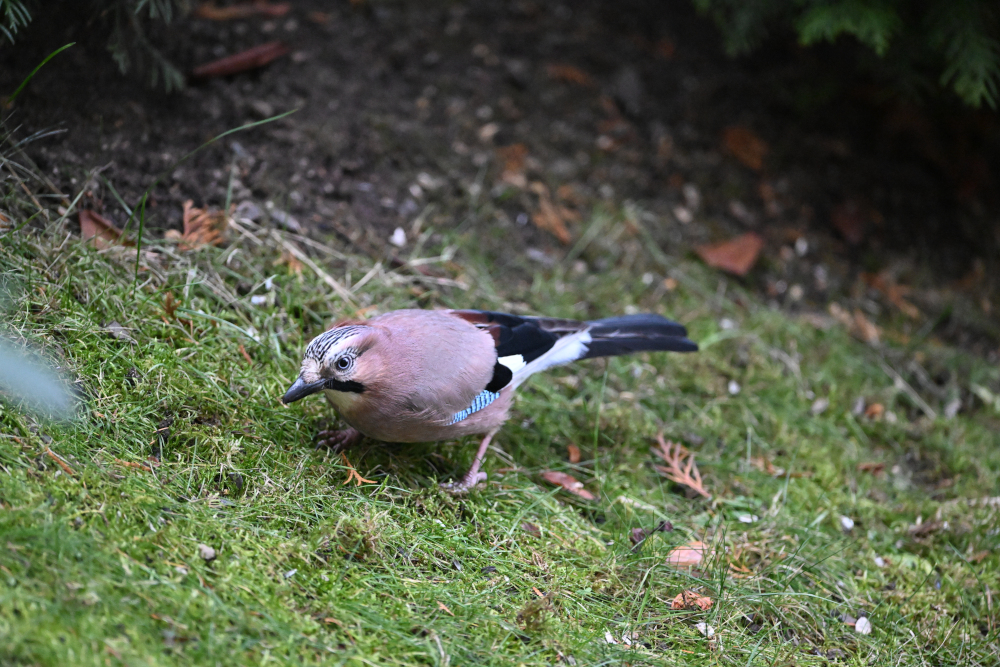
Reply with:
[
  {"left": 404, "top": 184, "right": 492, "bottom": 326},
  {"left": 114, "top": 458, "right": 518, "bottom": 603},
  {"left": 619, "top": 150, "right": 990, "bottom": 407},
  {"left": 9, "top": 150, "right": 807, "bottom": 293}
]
[{"left": 1, "top": 194, "right": 998, "bottom": 665}]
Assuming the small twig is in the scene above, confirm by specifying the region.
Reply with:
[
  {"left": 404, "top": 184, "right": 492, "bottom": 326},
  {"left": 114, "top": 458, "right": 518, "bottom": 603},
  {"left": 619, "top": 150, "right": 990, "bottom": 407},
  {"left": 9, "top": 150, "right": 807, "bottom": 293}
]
[
  {"left": 115, "top": 458, "right": 152, "bottom": 473},
  {"left": 652, "top": 433, "right": 711, "bottom": 498},
  {"left": 238, "top": 343, "right": 253, "bottom": 365},
  {"left": 340, "top": 453, "right": 375, "bottom": 486},
  {"left": 45, "top": 447, "right": 75, "bottom": 476}
]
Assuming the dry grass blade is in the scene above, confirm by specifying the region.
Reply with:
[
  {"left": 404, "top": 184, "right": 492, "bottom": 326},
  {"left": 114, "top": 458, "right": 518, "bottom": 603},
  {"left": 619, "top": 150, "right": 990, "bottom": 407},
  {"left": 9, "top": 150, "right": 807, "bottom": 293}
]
[{"left": 652, "top": 433, "right": 710, "bottom": 498}]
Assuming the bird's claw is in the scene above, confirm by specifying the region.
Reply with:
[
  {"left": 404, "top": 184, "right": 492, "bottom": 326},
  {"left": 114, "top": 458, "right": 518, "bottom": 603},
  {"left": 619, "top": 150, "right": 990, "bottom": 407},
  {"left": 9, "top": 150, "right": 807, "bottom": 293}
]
[
  {"left": 315, "top": 427, "right": 362, "bottom": 453},
  {"left": 439, "top": 471, "right": 488, "bottom": 495}
]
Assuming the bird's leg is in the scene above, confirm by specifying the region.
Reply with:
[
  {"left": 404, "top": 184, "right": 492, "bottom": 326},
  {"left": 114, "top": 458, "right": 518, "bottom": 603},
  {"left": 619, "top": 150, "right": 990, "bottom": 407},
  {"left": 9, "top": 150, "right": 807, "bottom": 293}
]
[
  {"left": 315, "top": 427, "right": 362, "bottom": 453},
  {"left": 441, "top": 429, "right": 497, "bottom": 494}
]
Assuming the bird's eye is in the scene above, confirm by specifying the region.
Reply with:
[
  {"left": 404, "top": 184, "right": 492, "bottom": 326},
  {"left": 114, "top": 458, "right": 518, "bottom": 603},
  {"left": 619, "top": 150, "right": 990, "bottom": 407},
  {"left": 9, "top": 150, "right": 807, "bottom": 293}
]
[{"left": 335, "top": 356, "right": 352, "bottom": 371}]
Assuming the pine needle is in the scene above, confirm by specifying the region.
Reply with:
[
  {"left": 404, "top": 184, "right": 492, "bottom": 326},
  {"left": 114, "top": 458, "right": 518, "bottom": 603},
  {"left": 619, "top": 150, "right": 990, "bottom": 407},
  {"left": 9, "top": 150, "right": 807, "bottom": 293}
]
[{"left": 340, "top": 453, "right": 375, "bottom": 486}]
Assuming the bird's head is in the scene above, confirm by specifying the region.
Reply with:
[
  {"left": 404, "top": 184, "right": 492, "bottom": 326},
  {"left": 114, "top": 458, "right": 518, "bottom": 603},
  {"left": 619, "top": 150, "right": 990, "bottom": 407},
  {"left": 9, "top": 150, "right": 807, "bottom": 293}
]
[{"left": 282, "top": 324, "right": 374, "bottom": 404}]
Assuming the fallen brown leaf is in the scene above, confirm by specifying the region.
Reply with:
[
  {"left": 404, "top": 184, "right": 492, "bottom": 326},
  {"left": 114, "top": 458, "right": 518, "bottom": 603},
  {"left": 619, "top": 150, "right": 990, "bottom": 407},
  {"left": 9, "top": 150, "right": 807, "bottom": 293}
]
[
  {"left": 79, "top": 210, "right": 124, "bottom": 249},
  {"left": 163, "top": 292, "right": 179, "bottom": 319},
  {"left": 750, "top": 456, "right": 779, "bottom": 476},
  {"left": 165, "top": 200, "right": 229, "bottom": 251},
  {"left": 857, "top": 462, "right": 886, "bottom": 475},
  {"left": 671, "top": 590, "right": 713, "bottom": 611},
  {"left": 666, "top": 540, "right": 707, "bottom": 568},
  {"left": 695, "top": 232, "right": 764, "bottom": 277},
  {"left": 529, "top": 182, "right": 576, "bottom": 244},
  {"left": 194, "top": 1, "right": 290, "bottom": 20},
  {"left": 852, "top": 309, "right": 880, "bottom": 345},
  {"left": 436, "top": 601, "right": 454, "bottom": 616},
  {"left": 496, "top": 143, "right": 528, "bottom": 188},
  {"left": 722, "top": 126, "right": 768, "bottom": 171},
  {"left": 567, "top": 443, "right": 581, "bottom": 464},
  {"left": 909, "top": 520, "right": 943, "bottom": 537},
  {"left": 862, "top": 271, "right": 920, "bottom": 319},
  {"left": 556, "top": 183, "right": 586, "bottom": 208},
  {"left": 191, "top": 41, "right": 289, "bottom": 79},
  {"left": 545, "top": 63, "right": 594, "bottom": 86},
  {"left": 828, "top": 303, "right": 881, "bottom": 345},
  {"left": 652, "top": 433, "right": 711, "bottom": 498},
  {"left": 865, "top": 402, "right": 885, "bottom": 419},
  {"left": 540, "top": 470, "right": 596, "bottom": 500},
  {"left": 830, "top": 199, "right": 881, "bottom": 246},
  {"left": 655, "top": 38, "right": 676, "bottom": 59}
]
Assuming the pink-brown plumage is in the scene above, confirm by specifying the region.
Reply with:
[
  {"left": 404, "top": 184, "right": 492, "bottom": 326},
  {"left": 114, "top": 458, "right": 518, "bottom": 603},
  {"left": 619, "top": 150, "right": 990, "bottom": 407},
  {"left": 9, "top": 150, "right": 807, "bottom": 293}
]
[{"left": 283, "top": 307, "right": 697, "bottom": 492}]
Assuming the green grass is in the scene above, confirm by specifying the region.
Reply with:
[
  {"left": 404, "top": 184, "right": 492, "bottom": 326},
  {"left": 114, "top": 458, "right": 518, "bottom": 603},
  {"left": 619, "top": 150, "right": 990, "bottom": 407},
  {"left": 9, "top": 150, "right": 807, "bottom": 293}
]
[{"left": 1, "top": 194, "right": 998, "bottom": 665}]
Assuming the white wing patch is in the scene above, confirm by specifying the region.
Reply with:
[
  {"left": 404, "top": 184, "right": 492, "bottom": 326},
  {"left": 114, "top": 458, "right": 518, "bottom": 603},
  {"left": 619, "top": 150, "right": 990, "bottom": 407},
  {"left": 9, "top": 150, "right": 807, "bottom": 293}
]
[
  {"left": 512, "top": 330, "right": 592, "bottom": 388},
  {"left": 498, "top": 354, "right": 526, "bottom": 373}
]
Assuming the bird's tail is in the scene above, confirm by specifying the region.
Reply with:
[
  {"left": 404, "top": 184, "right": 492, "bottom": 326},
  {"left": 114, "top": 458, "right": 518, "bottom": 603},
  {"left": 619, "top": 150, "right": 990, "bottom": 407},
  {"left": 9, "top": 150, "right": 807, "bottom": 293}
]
[
  {"left": 581, "top": 313, "right": 698, "bottom": 359},
  {"left": 508, "top": 313, "right": 696, "bottom": 388}
]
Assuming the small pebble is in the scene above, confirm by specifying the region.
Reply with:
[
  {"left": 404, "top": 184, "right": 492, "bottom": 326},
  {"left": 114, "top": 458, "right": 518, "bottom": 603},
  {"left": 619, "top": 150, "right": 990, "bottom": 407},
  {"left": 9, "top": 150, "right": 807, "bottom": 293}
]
[
  {"left": 840, "top": 515, "right": 855, "bottom": 531},
  {"left": 810, "top": 397, "right": 829, "bottom": 415},
  {"left": 672, "top": 205, "right": 693, "bottom": 224},
  {"left": 874, "top": 556, "right": 886, "bottom": 567},
  {"left": 728, "top": 380, "right": 741, "bottom": 395},
  {"left": 695, "top": 622, "right": 715, "bottom": 637},
  {"left": 855, "top": 616, "right": 872, "bottom": 635},
  {"left": 198, "top": 544, "right": 217, "bottom": 562},
  {"left": 389, "top": 227, "right": 407, "bottom": 247}
]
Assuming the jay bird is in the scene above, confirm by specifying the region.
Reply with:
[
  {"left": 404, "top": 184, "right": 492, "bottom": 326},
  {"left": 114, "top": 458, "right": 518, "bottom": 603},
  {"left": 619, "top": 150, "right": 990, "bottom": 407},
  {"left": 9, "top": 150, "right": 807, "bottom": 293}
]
[{"left": 282, "top": 309, "right": 697, "bottom": 493}]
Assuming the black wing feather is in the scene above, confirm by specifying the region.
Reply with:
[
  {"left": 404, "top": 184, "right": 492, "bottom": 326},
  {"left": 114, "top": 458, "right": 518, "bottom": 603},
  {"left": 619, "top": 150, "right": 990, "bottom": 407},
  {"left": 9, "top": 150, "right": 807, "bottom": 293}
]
[{"left": 448, "top": 309, "right": 697, "bottom": 390}]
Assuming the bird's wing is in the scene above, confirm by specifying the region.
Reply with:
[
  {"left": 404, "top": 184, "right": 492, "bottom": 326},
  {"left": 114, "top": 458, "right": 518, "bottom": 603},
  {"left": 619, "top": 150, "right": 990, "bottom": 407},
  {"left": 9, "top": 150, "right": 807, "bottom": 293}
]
[
  {"left": 448, "top": 309, "right": 591, "bottom": 389},
  {"left": 449, "top": 309, "right": 697, "bottom": 389}
]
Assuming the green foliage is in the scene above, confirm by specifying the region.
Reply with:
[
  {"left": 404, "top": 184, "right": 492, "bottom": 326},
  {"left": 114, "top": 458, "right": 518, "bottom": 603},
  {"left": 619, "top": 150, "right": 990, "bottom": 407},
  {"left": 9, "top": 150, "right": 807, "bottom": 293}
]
[
  {"left": 693, "top": 0, "right": 1000, "bottom": 108},
  {"left": 2, "top": 0, "right": 187, "bottom": 91},
  {"left": 0, "top": 0, "right": 31, "bottom": 42},
  {"left": 797, "top": 1, "right": 902, "bottom": 56},
  {"left": 103, "top": 0, "right": 188, "bottom": 91}
]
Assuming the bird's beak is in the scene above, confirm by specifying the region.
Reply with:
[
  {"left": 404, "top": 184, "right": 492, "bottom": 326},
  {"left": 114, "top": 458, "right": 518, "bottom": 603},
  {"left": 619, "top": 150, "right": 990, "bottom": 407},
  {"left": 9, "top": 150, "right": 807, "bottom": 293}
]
[{"left": 282, "top": 376, "right": 327, "bottom": 404}]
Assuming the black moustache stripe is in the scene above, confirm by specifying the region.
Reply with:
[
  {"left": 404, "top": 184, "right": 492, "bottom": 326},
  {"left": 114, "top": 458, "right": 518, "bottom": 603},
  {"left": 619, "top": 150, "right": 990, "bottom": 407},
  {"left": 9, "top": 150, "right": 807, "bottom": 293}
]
[{"left": 324, "top": 378, "right": 365, "bottom": 394}]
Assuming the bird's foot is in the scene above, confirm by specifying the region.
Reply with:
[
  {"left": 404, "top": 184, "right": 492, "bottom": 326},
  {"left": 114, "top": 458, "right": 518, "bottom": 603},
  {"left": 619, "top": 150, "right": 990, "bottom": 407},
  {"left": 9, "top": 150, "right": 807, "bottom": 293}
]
[
  {"left": 315, "top": 427, "right": 362, "bottom": 453},
  {"left": 439, "top": 471, "right": 488, "bottom": 495}
]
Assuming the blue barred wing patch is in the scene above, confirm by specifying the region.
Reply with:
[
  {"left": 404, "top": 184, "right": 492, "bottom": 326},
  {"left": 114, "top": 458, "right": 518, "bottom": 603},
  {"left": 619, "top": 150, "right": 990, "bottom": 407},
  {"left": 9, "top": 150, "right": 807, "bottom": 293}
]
[{"left": 446, "top": 390, "right": 499, "bottom": 425}]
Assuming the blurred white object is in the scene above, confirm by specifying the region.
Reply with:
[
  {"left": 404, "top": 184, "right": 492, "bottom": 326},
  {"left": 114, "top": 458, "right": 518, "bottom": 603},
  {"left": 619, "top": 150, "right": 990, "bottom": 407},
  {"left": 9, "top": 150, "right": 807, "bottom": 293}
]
[{"left": 0, "top": 340, "right": 76, "bottom": 417}]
